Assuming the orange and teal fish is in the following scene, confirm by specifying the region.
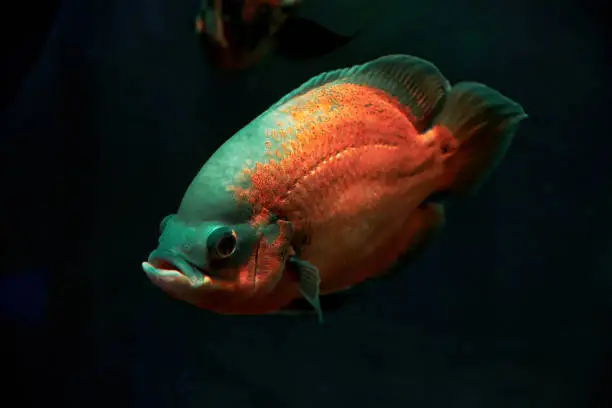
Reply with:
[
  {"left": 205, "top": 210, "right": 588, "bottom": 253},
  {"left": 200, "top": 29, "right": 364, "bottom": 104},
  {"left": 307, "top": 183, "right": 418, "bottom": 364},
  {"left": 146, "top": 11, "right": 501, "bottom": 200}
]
[{"left": 142, "top": 54, "right": 527, "bottom": 322}]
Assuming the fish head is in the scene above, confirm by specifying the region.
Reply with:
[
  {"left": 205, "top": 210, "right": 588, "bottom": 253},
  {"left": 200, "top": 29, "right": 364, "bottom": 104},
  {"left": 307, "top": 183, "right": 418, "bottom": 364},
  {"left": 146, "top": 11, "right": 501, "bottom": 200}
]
[{"left": 142, "top": 211, "right": 295, "bottom": 311}]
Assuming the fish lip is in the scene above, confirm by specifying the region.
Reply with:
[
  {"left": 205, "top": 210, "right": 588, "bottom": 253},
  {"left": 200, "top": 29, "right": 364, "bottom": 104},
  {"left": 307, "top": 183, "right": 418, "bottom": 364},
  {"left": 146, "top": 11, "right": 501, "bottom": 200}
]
[{"left": 146, "top": 249, "right": 205, "bottom": 280}]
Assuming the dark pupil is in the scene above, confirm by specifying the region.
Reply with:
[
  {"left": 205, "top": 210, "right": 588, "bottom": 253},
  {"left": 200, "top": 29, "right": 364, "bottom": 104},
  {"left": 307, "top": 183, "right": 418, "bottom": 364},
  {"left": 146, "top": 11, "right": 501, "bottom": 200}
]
[{"left": 216, "top": 233, "right": 236, "bottom": 257}]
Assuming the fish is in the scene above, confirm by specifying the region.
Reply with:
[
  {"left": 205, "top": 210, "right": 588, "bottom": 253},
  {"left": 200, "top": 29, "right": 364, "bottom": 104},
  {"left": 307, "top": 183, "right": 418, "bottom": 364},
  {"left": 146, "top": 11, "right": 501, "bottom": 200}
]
[
  {"left": 194, "top": 0, "right": 357, "bottom": 70},
  {"left": 142, "top": 54, "right": 527, "bottom": 322}
]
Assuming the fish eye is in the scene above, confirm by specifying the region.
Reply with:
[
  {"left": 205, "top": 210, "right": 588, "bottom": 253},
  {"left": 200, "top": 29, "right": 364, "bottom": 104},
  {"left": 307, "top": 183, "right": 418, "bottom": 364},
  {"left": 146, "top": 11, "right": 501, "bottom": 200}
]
[
  {"left": 160, "top": 214, "right": 174, "bottom": 233},
  {"left": 207, "top": 227, "right": 237, "bottom": 260}
]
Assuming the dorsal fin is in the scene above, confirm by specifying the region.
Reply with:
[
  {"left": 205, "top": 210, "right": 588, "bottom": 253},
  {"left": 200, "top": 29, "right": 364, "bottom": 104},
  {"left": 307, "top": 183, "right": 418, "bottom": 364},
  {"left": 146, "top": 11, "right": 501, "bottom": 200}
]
[{"left": 269, "top": 54, "right": 451, "bottom": 132}]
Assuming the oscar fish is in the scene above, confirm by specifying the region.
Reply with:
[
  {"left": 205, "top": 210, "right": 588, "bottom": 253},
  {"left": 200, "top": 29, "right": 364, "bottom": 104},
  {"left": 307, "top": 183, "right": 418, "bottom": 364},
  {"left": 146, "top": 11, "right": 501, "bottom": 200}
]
[{"left": 142, "top": 54, "right": 527, "bottom": 322}]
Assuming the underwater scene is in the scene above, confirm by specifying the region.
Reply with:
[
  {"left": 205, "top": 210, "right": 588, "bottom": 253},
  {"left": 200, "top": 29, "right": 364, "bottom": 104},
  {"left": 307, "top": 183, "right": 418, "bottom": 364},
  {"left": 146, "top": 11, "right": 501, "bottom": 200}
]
[{"left": 1, "top": 0, "right": 611, "bottom": 407}]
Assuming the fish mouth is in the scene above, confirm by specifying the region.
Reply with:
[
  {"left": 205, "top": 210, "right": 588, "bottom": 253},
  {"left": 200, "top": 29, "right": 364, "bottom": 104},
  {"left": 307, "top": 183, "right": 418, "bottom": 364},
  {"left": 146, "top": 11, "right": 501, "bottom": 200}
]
[{"left": 142, "top": 249, "right": 209, "bottom": 283}]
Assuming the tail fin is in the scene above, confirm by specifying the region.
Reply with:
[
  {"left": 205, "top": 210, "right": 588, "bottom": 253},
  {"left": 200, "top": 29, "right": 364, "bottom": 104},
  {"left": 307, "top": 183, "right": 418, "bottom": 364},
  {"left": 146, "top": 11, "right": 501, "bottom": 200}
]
[{"left": 433, "top": 82, "right": 527, "bottom": 194}]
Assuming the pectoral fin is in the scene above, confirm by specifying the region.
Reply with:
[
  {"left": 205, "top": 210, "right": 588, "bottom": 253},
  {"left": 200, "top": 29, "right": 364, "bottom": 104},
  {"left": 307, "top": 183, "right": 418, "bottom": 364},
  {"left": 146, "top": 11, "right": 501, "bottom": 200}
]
[{"left": 289, "top": 257, "right": 323, "bottom": 323}]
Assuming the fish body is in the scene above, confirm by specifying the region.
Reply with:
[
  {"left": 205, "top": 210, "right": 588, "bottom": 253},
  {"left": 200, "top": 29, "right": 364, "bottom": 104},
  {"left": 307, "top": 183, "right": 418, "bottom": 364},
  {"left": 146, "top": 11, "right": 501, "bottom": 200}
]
[{"left": 143, "top": 55, "right": 527, "bottom": 321}]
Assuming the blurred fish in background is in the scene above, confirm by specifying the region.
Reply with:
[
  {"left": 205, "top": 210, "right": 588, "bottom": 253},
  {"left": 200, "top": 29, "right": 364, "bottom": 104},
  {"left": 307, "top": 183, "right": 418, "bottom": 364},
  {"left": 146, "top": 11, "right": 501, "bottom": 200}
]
[{"left": 194, "top": 0, "right": 361, "bottom": 70}]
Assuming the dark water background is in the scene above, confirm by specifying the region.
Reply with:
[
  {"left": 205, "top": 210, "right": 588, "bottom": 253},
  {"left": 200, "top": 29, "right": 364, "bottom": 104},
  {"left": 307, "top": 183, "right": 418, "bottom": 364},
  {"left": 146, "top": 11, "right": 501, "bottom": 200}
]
[{"left": 2, "top": 0, "right": 611, "bottom": 407}]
